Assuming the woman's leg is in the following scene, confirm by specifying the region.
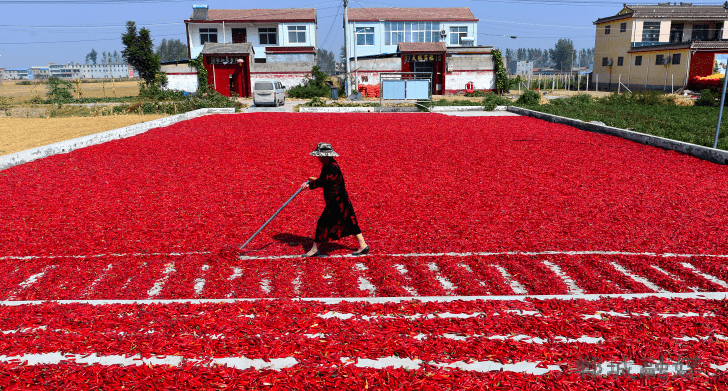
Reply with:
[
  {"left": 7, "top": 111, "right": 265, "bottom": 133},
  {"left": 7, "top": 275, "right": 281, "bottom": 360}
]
[
  {"left": 306, "top": 241, "right": 321, "bottom": 256},
  {"left": 354, "top": 234, "right": 367, "bottom": 252}
]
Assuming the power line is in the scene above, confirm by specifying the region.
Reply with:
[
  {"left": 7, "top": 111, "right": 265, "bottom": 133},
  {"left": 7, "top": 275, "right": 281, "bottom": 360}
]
[{"left": 320, "top": 1, "right": 343, "bottom": 49}]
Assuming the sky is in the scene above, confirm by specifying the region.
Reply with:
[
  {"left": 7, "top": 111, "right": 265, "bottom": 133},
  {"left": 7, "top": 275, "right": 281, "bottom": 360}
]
[{"left": 0, "top": 0, "right": 722, "bottom": 69}]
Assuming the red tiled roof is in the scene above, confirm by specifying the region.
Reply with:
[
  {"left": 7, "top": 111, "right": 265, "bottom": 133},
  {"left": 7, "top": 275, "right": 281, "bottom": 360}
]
[
  {"left": 595, "top": 4, "right": 728, "bottom": 24},
  {"left": 265, "top": 46, "right": 316, "bottom": 54},
  {"left": 349, "top": 7, "right": 476, "bottom": 22},
  {"left": 398, "top": 42, "right": 447, "bottom": 53},
  {"left": 189, "top": 8, "right": 316, "bottom": 23}
]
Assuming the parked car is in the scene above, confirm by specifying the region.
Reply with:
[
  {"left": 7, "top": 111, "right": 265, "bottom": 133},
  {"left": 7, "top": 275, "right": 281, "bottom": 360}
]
[{"left": 253, "top": 80, "right": 285, "bottom": 107}]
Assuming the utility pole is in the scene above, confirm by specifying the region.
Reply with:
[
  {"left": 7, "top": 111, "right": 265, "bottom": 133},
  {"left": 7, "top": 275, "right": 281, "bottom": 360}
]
[{"left": 343, "top": 0, "right": 351, "bottom": 97}]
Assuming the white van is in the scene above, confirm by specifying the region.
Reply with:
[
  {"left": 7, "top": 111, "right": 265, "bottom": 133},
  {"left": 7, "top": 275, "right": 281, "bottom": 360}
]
[{"left": 253, "top": 80, "right": 285, "bottom": 107}]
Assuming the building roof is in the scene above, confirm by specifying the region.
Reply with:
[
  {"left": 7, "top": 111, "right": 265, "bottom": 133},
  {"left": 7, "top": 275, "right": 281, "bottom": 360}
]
[
  {"left": 201, "top": 43, "right": 254, "bottom": 55},
  {"left": 349, "top": 7, "right": 477, "bottom": 22},
  {"left": 595, "top": 4, "right": 728, "bottom": 24},
  {"left": 398, "top": 42, "right": 447, "bottom": 53},
  {"left": 188, "top": 8, "right": 316, "bottom": 23}
]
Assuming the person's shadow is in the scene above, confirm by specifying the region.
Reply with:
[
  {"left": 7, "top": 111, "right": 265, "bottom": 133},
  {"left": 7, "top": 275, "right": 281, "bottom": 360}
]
[{"left": 271, "top": 233, "right": 353, "bottom": 253}]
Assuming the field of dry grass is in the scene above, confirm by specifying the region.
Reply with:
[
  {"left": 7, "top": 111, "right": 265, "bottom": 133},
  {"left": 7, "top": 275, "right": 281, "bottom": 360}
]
[
  {"left": 0, "top": 80, "right": 140, "bottom": 103},
  {"left": 0, "top": 114, "right": 166, "bottom": 155}
]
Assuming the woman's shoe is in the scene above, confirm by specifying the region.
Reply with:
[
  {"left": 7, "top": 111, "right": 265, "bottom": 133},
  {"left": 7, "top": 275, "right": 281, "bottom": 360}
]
[
  {"left": 352, "top": 246, "right": 369, "bottom": 256},
  {"left": 302, "top": 250, "right": 320, "bottom": 258}
]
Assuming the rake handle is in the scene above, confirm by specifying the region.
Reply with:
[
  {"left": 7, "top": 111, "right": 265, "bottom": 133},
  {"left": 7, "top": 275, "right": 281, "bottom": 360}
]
[{"left": 239, "top": 180, "right": 309, "bottom": 251}]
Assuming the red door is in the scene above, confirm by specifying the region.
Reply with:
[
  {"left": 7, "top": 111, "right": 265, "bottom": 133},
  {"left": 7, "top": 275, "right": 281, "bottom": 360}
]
[{"left": 232, "top": 28, "right": 246, "bottom": 43}]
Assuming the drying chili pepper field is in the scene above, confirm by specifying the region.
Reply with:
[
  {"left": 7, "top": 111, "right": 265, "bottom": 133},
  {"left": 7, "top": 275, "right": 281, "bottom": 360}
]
[{"left": 2, "top": 112, "right": 728, "bottom": 389}]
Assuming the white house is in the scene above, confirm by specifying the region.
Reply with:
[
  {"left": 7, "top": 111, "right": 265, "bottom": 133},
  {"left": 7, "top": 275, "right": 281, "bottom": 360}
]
[
  {"left": 184, "top": 5, "right": 318, "bottom": 96},
  {"left": 345, "top": 7, "right": 494, "bottom": 95}
]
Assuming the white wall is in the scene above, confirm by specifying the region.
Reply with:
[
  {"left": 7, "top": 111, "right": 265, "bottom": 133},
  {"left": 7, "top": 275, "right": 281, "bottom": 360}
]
[{"left": 165, "top": 74, "right": 198, "bottom": 93}]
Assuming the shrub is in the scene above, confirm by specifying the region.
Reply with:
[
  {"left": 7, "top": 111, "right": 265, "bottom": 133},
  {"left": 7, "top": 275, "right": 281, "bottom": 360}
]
[
  {"left": 516, "top": 89, "right": 541, "bottom": 105},
  {"left": 695, "top": 89, "right": 718, "bottom": 107},
  {"left": 46, "top": 77, "right": 74, "bottom": 101},
  {"left": 465, "top": 90, "right": 487, "bottom": 97},
  {"left": 482, "top": 92, "right": 512, "bottom": 110},
  {"left": 287, "top": 66, "right": 331, "bottom": 99}
]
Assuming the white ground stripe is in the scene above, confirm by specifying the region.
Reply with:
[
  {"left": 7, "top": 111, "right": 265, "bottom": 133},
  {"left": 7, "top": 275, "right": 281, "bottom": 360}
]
[
  {"left": 681, "top": 262, "right": 728, "bottom": 290},
  {"left": 260, "top": 278, "right": 272, "bottom": 294},
  {"left": 0, "top": 251, "right": 211, "bottom": 261},
  {"left": 146, "top": 262, "right": 176, "bottom": 298},
  {"left": 292, "top": 269, "right": 303, "bottom": 294},
  {"left": 83, "top": 264, "right": 113, "bottom": 297},
  {"left": 542, "top": 260, "right": 583, "bottom": 295},
  {"left": 193, "top": 264, "right": 210, "bottom": 296},
  {"left": 610, "top": 261, "right": 667, "bottom": 293},
  {"left": 651, "top": 265, "right": 699, "bottom": 292},
  {"left": 491, "top": 264, "right": 528, "bottom": 294},
  {"left": 226, "top": 267, "right": 243, "bottom": 298},
  {"left": 355, "top": 263, "right": 376, "bottom": 296},
  {"left": 8, "top": 265, "right": 58, "bottom": 300},
  {"left": 235, "top": 250, "right": 728, "bottom": 261},
  {"left": 3, "top": 292, "right": 728, "bottom": 306},
  {"left": 459, "top": 263, "right": 491, "bottom": 294},
  {"left": 427, "top": 262, "right": 456, "bottom": 292},
  {"left": 0, "top": 353, "right": 297, "bottom": 370},
  {"left": 5, "top": 250, "right": 728, "bottom": 262},
  {"left": 393, "top": 264, "right": 418, "bottom": 296},
  {"left": 2, "top": 352, "right": 713, "bottom": 375}
]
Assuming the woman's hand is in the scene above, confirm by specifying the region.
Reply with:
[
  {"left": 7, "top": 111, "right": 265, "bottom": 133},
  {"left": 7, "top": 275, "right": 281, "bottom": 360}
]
[{"left": 301, "top": 177, "right": 317, "bottom": 190}]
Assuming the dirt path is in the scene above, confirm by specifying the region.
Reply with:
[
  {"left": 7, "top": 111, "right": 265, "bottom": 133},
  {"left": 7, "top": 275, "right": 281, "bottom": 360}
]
[{"left": 0, "top": 115, "right": 166, "bottom": 155}]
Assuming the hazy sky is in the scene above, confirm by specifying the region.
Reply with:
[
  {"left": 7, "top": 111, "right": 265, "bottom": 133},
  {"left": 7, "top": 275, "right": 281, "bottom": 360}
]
[{"left": 0, "top": 0, "right": 717, "bottom": 69}]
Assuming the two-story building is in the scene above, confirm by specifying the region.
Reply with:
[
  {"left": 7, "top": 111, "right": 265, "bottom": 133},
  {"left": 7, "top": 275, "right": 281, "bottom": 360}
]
[
  {"left": 184, "top": 5, "right": 317, "bottom": 97},
  {"left": 346, "top": 7, "right": 495, "bottom": 95},
  {"left": 593, "top": 3, "right": 728, "bottom": 91}
]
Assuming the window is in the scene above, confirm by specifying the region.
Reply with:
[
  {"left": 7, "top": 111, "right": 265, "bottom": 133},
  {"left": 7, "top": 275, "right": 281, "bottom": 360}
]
[
  {"left": 199, "top": 28, "right": 218, "bottom": 44},
  {"left": 288, "top": 26, "right": 306, "bottom": 43},
  {"left": 259, "top": 27, "right": 277, "bottom": 45},
  {"left": 254, "top": 58, "right": 266, "bottom": 63},
  {"left": 356, "top": 27, "right": 374, "bottom": 46},
  {"left": 642, "top": 21, "right": 661, "bottom": 42},
  {"left": 450, "top": 26, "right": 468, "bottom": 45},
  {"left": 602, "top": 57, "right": 609, "bottom": 66},
  {"left": 635, "top": 55, "right": 642, "bottom": 66},
  {"left": 605, "top": 25, "right": 611, "bottom": 35},
  {"left": 384, "top": 22, "right": 440, "bottom": 45},
  {"left": 655, "top": 54, "right": 664, "bottom": 65},
  {"left": 670, "top": 23, "right": 684, "bottom": 43},
  {"left": 672, "top": 53, "right": 681, "bottom": 65},
  {"left": 617, "top": 56, "right": 624, "bottom": 66},
  {"left": 620, "top": 22, "right": 627, "bottom": 32},
  {"left": 692, "top": 24, "right": 709, "bottom": 41}
]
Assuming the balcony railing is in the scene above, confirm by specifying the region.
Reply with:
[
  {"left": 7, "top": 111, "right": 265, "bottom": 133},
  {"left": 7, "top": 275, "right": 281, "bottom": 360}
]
[{"left": 631, "top": 38, "right": 728, "bottom": 48}]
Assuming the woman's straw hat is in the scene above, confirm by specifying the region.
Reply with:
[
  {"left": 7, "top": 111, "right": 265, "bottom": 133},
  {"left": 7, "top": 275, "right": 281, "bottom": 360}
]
[{"left": 309, "top": 142, "right": 339, "bottom": 157}]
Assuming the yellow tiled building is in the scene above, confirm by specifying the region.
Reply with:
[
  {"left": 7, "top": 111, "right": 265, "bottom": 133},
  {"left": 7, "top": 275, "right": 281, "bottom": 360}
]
[{"left": 593, "top": 3, "right": 728, "bottom": 91}]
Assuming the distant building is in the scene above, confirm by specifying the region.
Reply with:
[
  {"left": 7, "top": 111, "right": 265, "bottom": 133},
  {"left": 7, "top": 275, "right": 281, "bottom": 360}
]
[
  {"left": 184, "top": 5, "right": 317, "bottom": 97},
  {"left": 516, "top": 61, "right": 533, "bottom": 75},
  {"left": 78, "top": 63, "right": 130, "bottom": 79},
  {"left": 49, "top": 63, "right": 81, "bottom": 79},
  {"left": 594, "top": 3, "right": 728, "bottom": 91},
  {"left": 5, "top": 69, "right": 29, "bottom": 80},
  {"left": 345, "top": 7, "right": 494, "bottom": 94},
  {"left": 28, "top": 66, "right": 51, "bottom": 80}
]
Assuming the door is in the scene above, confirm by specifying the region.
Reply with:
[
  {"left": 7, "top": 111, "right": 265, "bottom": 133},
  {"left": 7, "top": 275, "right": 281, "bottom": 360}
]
[
  {"left": 232, "top": 28, "right": 247, "bottom": 43},
  {"left": 413, "top": 61, "right": 435, "bottom": 94}
]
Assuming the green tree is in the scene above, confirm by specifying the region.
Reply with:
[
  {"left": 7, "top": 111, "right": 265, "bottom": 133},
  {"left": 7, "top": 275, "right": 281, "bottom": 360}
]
[
  {"left": 156, "top": 38, "right": 188, "bottom": 62},
  {"left": 550, "top": 38, "right": 576, "bottom": 71},
  {"left": 339, "top": 45, "right": 347, "bottom": 62},
  {"left": 492, "top": 49, "right": 509, "bottom": 94},
  {"left": 317, "top": 48, "right": 335, "bottom": 75},
  {"left": 85, "top": 49, "right": 98, "bottom": 64},
  {"left": 121, "top": 21, "right": 162, "bottom": 86}
]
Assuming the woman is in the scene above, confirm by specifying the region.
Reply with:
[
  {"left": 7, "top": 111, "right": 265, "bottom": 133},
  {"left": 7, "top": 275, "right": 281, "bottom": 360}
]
[{"left": 301, "top": 142, "right": 369, "bottom": 257}]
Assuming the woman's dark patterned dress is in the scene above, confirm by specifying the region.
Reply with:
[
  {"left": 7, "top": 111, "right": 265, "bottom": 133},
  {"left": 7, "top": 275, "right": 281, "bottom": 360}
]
[{"left": 309, "top": 158, "right": 361, "bottom": 242}]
